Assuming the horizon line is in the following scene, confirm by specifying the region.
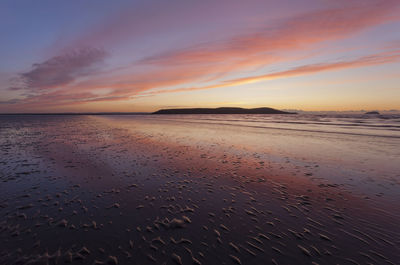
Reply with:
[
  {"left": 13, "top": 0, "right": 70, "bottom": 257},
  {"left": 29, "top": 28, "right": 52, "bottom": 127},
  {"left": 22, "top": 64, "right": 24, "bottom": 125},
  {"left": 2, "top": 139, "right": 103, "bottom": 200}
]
[{"left": 1, "top": 109, "right": 399, "bottom": 115}]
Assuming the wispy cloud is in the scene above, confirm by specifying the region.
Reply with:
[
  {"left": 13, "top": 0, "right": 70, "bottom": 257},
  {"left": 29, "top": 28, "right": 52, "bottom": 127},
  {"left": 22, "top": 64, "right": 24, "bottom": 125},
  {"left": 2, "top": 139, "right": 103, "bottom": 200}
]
[
  {"left": 142, "top": 0, "right": 399, "bottom": 66},
  {"left": 143, "top": 49, "right": 400, "bottom": 95},
  {"left": 12, "top": 47, "right": 107, "bottom": 91},
  {"left": 2, "top": 0, "right": 399, "bottom": 111},
  {"left": 21, "top": 47, "right": 399, "bottom": 107},
  {"left": 225, "top": 50, "right": 400, "bottom": 86},
  {"left": 0, "top": 99, "right": 20, "bottom": 105}
]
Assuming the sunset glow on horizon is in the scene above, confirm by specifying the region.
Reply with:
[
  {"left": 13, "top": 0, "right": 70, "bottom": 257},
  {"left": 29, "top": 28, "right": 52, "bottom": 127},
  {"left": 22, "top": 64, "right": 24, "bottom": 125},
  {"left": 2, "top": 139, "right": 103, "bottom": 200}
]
[{"left": 1, "top": 0, "right": 400, "bottom": 113}]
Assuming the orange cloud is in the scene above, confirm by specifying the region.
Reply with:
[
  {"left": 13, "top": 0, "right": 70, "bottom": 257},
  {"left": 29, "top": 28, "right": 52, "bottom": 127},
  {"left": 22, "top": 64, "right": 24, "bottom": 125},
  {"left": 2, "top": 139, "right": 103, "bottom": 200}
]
[
  {"left": 9, "top": 48, "right": 400, "bottom": 109},
  {"left": 143, "top": 49, "right": 400, "bottom": 95}
]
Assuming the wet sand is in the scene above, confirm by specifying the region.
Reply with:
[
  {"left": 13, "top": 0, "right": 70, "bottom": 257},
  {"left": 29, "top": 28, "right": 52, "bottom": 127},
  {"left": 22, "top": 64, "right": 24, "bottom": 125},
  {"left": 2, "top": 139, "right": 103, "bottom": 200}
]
[{"left": 0, "top": 114, "right": 399, "bottom": 265}]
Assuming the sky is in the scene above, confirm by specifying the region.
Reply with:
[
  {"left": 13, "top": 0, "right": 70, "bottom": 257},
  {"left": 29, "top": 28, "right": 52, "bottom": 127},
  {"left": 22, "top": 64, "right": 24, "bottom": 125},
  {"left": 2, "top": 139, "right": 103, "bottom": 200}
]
[{"left": 0, "top": 0, "right": 399, "bottom": 113}]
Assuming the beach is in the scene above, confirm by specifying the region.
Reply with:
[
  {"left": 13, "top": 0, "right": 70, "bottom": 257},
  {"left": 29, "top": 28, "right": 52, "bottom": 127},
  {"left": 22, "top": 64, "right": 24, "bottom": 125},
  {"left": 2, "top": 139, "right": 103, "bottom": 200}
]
[{"left": 0, "top": 114, "right": 399, "bottom": 265}]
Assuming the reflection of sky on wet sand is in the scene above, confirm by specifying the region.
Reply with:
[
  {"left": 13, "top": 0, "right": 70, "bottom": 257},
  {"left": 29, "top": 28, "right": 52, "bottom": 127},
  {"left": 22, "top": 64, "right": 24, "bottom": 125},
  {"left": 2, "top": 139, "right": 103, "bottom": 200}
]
[
  {"left": 99, "top": 114, "right": 400, "bottom": 199},
  {"left": 0, "top": 114, "right": 399, "bottom": 264}
]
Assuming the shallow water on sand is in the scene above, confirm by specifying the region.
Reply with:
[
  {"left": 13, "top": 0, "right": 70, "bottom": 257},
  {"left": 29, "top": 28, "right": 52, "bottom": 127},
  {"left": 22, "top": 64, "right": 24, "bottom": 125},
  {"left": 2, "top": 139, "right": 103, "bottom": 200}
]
[{"left": 0, "top": 114, "right": 399, "bottom": 265}]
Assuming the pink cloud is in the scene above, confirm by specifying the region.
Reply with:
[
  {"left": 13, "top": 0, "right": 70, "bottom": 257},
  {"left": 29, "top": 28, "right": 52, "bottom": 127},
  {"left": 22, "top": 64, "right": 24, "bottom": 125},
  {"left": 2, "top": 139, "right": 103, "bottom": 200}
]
[
  {"left": 4, "top": 0, "right": 399, "bottom": 111},
  {"left": 142, "top": 0, "right": 399, "bottom": 66},
  {"left": 142, "top": 49, "right": 400, "bottom": 95},
  {"left": 4, "top": 48, "right": 399, "bottom": 109}
]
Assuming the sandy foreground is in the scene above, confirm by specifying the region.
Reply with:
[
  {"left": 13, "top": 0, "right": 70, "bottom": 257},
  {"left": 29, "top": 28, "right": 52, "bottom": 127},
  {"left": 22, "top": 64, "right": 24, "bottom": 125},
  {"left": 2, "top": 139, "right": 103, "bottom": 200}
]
[{"left": 0, "top": 115, "right": 399, "bottom": 265}]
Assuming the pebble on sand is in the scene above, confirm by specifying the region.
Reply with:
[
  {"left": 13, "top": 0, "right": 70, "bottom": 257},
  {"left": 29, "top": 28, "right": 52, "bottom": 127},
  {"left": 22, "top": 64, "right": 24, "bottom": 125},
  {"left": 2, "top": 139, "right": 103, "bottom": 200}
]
[
  {"left": 171, "top": 253, "right": 182, "bottom": 265},
  {"left": 107, "top": 255, "right": 118, "bottom": 265},
  {"left": 229, "top": 255, "right": 242, "bottom": 265}
]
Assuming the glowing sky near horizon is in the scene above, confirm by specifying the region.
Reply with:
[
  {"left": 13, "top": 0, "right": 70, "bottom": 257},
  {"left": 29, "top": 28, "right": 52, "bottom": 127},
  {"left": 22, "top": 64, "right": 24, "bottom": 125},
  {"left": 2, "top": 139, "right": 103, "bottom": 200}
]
[{"left": 0, "top": 0, "right": 400, "bottom": 112}]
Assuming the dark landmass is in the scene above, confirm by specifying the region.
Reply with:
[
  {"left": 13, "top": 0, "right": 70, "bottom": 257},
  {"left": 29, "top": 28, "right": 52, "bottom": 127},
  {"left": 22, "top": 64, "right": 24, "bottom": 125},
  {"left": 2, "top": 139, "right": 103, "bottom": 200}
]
[
  {"left": 365, "top": 111, "right": 380, "bottom": 115},
  {"left": 152, "top": 107, "right": 296, "bottom": 115}
]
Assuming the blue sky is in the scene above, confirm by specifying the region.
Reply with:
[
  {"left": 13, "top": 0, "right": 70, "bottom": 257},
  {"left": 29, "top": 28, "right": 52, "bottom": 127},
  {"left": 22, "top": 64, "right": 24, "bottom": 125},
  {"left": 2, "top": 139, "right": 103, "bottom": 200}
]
[{"left": 1, "top": 0, "right": 399, "bottom": 112}]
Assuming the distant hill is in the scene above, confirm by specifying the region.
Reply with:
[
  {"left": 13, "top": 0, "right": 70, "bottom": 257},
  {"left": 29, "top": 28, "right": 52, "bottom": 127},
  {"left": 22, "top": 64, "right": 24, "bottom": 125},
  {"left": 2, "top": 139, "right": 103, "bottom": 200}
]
[
  {"left": 152, "top": 107, "right": 296, "bottom": 115},
  {"left": 365, "top": 111, "right": 380, "bottom": 115}
]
